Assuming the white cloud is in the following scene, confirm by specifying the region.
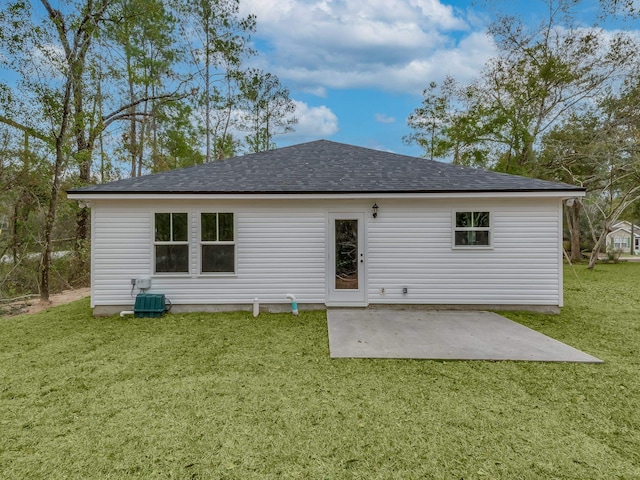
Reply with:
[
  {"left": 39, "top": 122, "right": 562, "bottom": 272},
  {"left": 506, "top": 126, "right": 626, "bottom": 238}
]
[
  {"left": 194, "top": 99, "right": 337, "bottom": 147},
  {"left": 240, "top": 0, "right": 495, "bottom": 94},
  {"left": 282, "top": 100, "right": 339, "bottom": 141},
  {"left": 375, "top": 113, "right": 396, "bottom": 123},
  {"left": 302, "top": 86, "right": 329, "bottom": 97}
]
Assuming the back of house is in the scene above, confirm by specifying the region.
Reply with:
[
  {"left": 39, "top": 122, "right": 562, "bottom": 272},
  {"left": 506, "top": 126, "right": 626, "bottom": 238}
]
[{"left": 67, "top": 140, "right": 585, "bottom": 315}]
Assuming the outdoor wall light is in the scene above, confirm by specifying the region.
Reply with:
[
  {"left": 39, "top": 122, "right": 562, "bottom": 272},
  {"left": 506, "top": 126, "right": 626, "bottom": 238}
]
[
  {"left": 372, "top": 203, "right": 379, "bottom": 218},
  {"left": 565, "top": 198, "right": 575, "bottom": 207}
]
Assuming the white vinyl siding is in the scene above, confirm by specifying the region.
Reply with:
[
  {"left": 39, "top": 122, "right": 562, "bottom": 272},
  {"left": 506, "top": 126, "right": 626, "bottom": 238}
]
[
  {"left": 89, "top": 197, "right": 562, "bottom": 308},
  {"left": 90, "top": 200, "right": 327, "bottom": 306},
  {"left": 367, "top": 199, "right": 560, "bottom": 306},
  {"left": 91, "top": 207, "right": 151, "bottom": 305}
]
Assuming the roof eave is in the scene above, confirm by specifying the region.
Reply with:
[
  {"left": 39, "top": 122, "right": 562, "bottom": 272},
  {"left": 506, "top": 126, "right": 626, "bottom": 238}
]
[{"left": 68, "top": 188, "right": 586, "bottom": 201}]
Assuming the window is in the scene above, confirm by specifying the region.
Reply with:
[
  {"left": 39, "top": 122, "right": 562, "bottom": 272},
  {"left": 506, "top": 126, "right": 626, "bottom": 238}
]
[
  {"left": 154, "top": 213, "right": 189, "bottom": 273},
  {"left": 201, "top": 213, "right": 235, "bottom": 273},
  {"left": 454, "top": 211, "right": 491, "bottom": 247},
  {"left": 613, "top": 237, "right": 629, "bottom": 250}
]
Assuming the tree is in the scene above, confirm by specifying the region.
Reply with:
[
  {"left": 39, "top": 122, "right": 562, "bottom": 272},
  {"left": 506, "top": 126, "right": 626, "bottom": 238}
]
[
  {"left": 237, "top": 69, "right": 297, "bottom": 153},
  {"left": 0, "top": 129, "right": 49, "bottom": 264},
  {"left": 541, "top": 78, "right": 640, "bottom": 268},
  {"left": 180, "top": 0, "right": 255, "bottom": 162},
  {"left": 105, "top": 0, "right": 182, "bottom": 177},
  {"left": 540, "top": 112, "right": 605, "bottom": 260},
  {"left": 599, "top": 0, "right": 639, "bottom": 18},
  {"left": 0, "top": 0, "right": 112, "bottom": 301},
  {"left": 584, "top": 80, "right": 640, "bottom": 268},
  {"left": 213, "top": 133, "right": 239, "bottom": 160},
  {"left": 407, "top": 0, "right": 637, "bottom": 174},
  {"left": 0, "top": 0, "right": 184, "bottom": 300},
  {"left": 150, "top": 101, "right": 205, "bottom": 171},
  {"left": 405, "top": 80, "right": 454, "bottom": 162},
  {"left": 0, "top": 0, "right": 294, "bottom": 299}
]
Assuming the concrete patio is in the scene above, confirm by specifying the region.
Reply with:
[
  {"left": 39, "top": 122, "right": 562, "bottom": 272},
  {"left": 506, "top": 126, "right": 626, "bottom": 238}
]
[{"left": 327, "top": 309, "right": 603, "bottom": 363}]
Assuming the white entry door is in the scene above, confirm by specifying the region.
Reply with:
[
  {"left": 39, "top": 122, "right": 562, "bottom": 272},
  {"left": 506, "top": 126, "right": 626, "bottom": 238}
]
[{"left": 328, "top": 213, "right": 366, "bottom": 306}]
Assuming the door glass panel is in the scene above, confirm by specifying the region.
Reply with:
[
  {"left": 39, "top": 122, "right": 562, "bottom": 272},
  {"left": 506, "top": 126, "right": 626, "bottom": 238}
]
[{"left": 335, "top": 219, "right": 358, "bottom": 290}]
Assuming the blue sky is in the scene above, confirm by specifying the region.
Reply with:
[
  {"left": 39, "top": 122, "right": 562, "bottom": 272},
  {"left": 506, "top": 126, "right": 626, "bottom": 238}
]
[
  {"left": 0, "top": 0, "right": 629, "bottom": 160},
  {"left": 238, "top": 0, "right": 621, "bottom": 156}
]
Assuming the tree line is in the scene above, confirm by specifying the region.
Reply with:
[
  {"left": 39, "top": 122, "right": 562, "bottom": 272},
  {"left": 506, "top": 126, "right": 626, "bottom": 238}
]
[
  {"left": 406, "top": 0, "right": 640, "bottom": 269},
  {"left": 0, "top": 0, "right": 296, "bottom": 302}
]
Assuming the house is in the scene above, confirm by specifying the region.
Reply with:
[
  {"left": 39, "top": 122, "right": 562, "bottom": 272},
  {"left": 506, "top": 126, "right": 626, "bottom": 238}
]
[
  {"left": 67, "top": 140, "right": 585, "bottom": 315},
  {"left": 606, "top": 221, "right": 639, "bottom": 254}
]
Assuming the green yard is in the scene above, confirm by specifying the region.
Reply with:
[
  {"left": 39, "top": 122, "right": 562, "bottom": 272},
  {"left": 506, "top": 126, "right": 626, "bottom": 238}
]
[{"left": 1, "top": 264, "right": 639, "bottom": 479}]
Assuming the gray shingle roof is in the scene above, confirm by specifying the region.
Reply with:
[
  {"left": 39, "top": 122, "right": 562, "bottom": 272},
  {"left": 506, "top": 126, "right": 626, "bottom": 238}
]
[{"left": 68, "top": 140, "right": 584, "bottom": 195}]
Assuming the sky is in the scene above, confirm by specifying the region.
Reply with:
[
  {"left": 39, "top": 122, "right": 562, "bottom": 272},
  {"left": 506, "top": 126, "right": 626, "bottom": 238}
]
[
  {"left": 236, "top": 0, "right": 617, "bottom": 157},
  {"left": 0, "top": 0, "right": 630, "bottom": 160}
]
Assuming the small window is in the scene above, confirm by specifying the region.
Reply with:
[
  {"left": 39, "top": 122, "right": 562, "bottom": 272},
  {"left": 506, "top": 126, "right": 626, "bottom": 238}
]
[
  {"left": 454, "top": 211, "right": 491, "bottom": 247},
  {"left": 154, "top": 213, "right": 189, "bottom": 273},
  {"left": 201, "top": 213, "right": 235, "bottom": 273}
]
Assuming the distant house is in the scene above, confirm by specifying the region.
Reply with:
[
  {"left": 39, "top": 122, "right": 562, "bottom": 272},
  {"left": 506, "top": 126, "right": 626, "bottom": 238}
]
[
  {"left": 67, "top": 140, "right": 585, "bottom": 315},
  {"left": 606, "top": 221, "right": 639, "bottom": 254}
]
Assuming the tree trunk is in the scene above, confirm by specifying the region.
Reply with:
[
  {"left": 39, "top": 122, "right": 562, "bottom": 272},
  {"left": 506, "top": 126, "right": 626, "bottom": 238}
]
[
  {"left": 588, "top": 221, "right": 613, "bottom": 270},
  {"left": 128, "top": 55, "right": 137, "bottom": 178},
  {"left": 219, "top": 71, "right": 234, "bottom": 160},
  {"left": 151, "top": 84, "right": 158, "bottom": 169},
  {"left": 12, "top": 131, "right": 31, "bottom": 263},
  {"left": 11, "top": 201, "right": 19, "bottom": 263},
  {"left": 99, "top": 126, "right": 105, "bottom": 183},
  {"left": 588, "top": 231, "right": 607, "bottom": 269},
  {"left": 75, "top": 161, "right": 91, "bottom": 248},
  {"left": 137, "top": 95, "right": 148, "bottom": 177},
  {"left": 72, "top": 63, "right": 92, "bottom": 255},
  {"left": 41, "top": 142, "right": 66, "bottom": 301},
  {"left": 205, "top": 17, "right": 211, "bottom": 163},
  {"left": 564, "top": 201, "right": 582, "bottom": 261}
]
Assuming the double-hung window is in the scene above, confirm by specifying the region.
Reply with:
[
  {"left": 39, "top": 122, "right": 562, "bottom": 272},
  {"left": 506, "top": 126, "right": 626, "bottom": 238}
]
[
  {"left": 201, "top": 213, "right": 235, "bottom": 273},
  {"left": 154, "top": 213, "right": 189, "bottom": 273},
  {"left": 454, "top": 211, "right": 491, "bottom": 247},
  {"left": 613, "top": 238, "right": 628, "bottom": 250}
]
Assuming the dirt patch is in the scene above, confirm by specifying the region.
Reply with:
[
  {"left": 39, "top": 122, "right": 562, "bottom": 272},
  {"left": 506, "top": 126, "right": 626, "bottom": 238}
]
[{"left": 1, "top": 287, "right": 91, "bottom": 317}]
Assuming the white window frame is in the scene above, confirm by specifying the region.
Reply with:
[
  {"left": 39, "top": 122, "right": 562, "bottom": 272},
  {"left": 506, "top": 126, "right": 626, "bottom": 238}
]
[
  {"left": 613, "top": 237, "right": 629, "bottom": 250},
  {"left": 153, "top": 212, "right": 190, "bottom": 275},
  {"left": 199, "top": 212, "right": 237, "bottom": 276},
  {"left": 452, "top": 210, "right": 493, "bottom": 249}
]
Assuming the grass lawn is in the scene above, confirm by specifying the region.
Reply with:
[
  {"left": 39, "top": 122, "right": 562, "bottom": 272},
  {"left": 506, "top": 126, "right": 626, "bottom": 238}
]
[{"left": 1, "top": 264, "right": 639, "bottom": 479}]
